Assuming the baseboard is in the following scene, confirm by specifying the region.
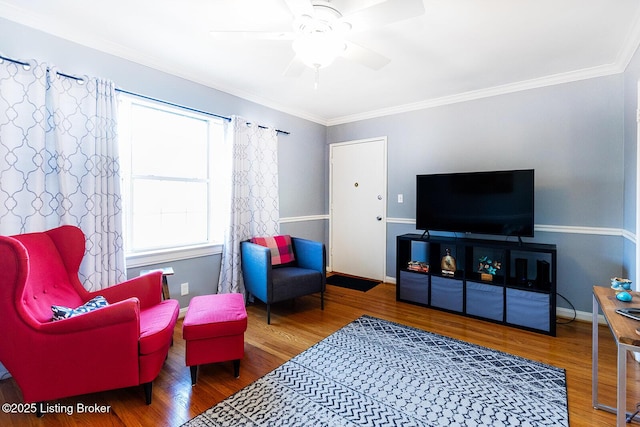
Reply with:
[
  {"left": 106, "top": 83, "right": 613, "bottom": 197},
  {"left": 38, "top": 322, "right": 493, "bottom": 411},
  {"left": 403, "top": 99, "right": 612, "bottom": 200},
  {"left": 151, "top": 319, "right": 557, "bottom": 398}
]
[
  {"left": 179, "top": 306, "right": 188, "bottom": 319},
  {"left": 557, "top": 306, "right": 606, "bottom": 325}
]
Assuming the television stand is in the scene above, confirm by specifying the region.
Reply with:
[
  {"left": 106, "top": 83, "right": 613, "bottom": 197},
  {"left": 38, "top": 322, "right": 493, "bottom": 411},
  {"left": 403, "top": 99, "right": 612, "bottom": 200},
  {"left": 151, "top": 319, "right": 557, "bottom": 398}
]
[{"left": 396, "top": 234, "right": 557, "bottom": 335}]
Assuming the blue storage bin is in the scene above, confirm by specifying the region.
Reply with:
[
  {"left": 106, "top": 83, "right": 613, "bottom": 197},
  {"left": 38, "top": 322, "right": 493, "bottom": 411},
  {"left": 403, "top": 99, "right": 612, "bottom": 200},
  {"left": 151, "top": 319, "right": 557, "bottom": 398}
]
[
  {"left": 399, "top": 271, "right": 429, "bottom": 305},
  {"left": 505, "top": 288, "right": 550, "bottom": 332},
  {"left": 466, "top": 281, "right": 504, "bottom": 321},
  {"left": 431, "top": 276, "right": 463, "bottom": 312}
]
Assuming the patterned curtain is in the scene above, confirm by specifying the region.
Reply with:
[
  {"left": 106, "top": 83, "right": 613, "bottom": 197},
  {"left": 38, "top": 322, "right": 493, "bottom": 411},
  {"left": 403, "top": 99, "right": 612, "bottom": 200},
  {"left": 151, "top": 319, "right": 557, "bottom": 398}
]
[
  {"left": 0, "top": 58, "right": 125, "bottom": 291},
  {"left": 217, "top": 116, "right": 280, "bottom": 294}
]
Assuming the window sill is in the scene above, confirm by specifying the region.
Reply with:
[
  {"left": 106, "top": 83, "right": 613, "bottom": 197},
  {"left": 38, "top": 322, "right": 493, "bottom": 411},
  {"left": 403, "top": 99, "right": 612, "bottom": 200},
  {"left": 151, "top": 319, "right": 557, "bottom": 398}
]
[{"left": 126, "top": 243, "right": 223, "bottom": 268}]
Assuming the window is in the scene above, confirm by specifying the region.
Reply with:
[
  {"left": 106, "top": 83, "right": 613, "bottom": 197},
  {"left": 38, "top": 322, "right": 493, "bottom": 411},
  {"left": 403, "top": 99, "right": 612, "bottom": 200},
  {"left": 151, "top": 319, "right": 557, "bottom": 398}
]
[{"left": 118, "top": 95, "right": 227, "bottom": 257}]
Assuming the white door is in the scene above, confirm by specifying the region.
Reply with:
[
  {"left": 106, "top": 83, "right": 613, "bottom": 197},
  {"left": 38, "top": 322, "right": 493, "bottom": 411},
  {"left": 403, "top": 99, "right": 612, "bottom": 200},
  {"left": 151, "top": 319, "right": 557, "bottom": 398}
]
[{"left": 330, "top": 137, "right": 387, "bottom": 280}]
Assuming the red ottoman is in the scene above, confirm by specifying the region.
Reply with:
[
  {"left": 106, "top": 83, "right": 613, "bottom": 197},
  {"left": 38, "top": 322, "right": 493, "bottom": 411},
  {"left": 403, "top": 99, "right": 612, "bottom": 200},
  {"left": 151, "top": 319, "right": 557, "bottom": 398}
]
[{"left": 182, "top": 293, "right": 247, "bottom": 385}]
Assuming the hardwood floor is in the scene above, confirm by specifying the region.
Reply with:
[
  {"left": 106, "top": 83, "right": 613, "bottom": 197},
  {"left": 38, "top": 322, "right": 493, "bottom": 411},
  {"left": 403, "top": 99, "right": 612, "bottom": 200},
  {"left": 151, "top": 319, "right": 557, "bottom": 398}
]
[{"left": 1, "top": 282, "right": 639, "bottom": 426}]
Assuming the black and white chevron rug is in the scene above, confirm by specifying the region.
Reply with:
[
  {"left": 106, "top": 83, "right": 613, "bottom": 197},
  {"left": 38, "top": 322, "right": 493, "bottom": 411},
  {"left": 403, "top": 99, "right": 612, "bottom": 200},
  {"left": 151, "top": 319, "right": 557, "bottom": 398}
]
[{"left": 182, "top": 315, "right": 568, "bottom": 426}]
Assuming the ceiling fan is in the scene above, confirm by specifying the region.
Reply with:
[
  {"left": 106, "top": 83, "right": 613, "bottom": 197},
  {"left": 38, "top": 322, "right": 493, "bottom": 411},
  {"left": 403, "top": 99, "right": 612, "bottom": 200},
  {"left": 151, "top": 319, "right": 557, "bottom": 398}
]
[{"left": 209, "top": 0, "right": 425, "bottom": 79}]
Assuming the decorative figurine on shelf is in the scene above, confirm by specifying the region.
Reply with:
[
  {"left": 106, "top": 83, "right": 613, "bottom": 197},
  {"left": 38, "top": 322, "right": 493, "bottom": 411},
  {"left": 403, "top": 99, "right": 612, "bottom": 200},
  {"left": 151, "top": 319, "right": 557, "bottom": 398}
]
[
  {"left": 441, "top": 248, "right": 457, "bottom": 276},
  {"left": 478, "top": 256, "right": 501, "bottom": 275},
  {"left": 478, "top": 256, "right": 501, "bottom": 281}
]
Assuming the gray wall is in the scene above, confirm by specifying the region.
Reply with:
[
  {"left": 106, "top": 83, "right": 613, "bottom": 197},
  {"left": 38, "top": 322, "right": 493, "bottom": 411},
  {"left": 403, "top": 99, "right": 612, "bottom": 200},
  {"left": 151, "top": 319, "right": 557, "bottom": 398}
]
[
  {"left": 0, "top": 18, "right": 327, "bottom": 307},
  {"left": 127, "top": 256, "right": 220, "bottom": 308},
  {"left": 623, "top": 45, "right": 640, "bottom": 285},
  {"left": 328, "top": 75, "right": 627, "bottom": 314}
]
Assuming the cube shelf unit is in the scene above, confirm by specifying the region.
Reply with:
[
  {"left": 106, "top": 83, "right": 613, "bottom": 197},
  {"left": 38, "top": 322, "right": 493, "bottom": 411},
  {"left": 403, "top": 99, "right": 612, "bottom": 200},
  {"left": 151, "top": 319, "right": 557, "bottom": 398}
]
[{"left": 396, "top": 234, "right": 557, "bottom": 336}]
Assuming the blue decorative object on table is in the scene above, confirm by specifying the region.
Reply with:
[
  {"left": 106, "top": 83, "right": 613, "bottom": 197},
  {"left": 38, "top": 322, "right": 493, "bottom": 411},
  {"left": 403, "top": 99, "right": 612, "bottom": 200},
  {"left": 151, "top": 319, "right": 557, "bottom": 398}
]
[
  {"left": 616, "top": 291, "right": 633, "bottom": 302},
  {"left": 611, "top": 277, "right": 633, "bottom": 302},
  {"left": 611, "top": 277, "right": 632, "bottom": 291}
]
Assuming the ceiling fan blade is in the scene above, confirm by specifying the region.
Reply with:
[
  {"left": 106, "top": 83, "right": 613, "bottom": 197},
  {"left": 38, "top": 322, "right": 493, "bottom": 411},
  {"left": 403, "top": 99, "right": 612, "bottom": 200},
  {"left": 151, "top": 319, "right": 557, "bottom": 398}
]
[
  {"left": 283, "top": 57, "right": 307, "bottom": 77},
  {"left": 342, "top": 0, "right": 425, "bottom": 32},
  {"left": 209, "top": 31, "right": 295, "bottom": 41},
  {"left": 341, "top": 41, "right": 390, "bottom": 70},
  {"left": 282, "top": 0, "right": 314, "bottom": 18}
]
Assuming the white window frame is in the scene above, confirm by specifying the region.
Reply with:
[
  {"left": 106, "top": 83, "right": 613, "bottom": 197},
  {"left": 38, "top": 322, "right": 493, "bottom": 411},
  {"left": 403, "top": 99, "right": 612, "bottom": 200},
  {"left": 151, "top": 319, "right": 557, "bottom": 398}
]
[{"left": 118, "top": 95, "right": 226, "bottom": 267}]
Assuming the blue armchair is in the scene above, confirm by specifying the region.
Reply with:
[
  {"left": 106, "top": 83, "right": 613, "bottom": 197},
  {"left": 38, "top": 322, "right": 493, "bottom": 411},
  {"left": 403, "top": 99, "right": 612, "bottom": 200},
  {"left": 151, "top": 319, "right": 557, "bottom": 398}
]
[{"left": 241, "top": 237, "right": 326, "bottom": 324}]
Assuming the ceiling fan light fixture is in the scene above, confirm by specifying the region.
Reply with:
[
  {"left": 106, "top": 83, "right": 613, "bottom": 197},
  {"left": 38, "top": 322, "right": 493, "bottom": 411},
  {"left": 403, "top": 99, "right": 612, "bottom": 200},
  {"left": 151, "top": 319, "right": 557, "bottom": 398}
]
[{"left": 292, "top": 31, "right": 346, "bottom": 69}]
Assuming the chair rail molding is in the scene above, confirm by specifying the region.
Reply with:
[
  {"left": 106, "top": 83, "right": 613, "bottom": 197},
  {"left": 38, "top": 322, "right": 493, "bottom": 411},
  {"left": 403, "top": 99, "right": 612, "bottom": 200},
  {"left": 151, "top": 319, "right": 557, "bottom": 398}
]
[
  {"left": 387, "top": 218, "right": 630, "bottom": 240},
  {"left": 279, "top": 214, "right": 329, "bottom": 223}
]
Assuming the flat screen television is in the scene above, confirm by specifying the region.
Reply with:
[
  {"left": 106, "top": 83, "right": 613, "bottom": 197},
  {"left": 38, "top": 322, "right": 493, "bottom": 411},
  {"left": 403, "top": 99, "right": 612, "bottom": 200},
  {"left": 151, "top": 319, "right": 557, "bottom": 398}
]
[{"left": 416, "top": 169, "right": 534, "bottom": 238}]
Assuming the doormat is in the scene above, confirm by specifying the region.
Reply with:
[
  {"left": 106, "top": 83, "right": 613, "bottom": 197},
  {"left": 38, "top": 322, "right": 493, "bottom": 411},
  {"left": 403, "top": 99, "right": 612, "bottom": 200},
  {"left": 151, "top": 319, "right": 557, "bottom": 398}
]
[
  {"left": 326, "top": 273, "right": 381, "bottom": 292},
  {"left": 182, "top": 315, "right": 568, "bottom": 426}
]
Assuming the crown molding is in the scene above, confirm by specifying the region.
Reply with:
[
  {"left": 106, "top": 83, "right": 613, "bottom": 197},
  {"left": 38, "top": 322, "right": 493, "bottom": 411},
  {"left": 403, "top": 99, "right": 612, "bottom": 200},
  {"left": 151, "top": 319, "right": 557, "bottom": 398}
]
[{"left": 326, "top": 63, "right": 623, "bottom": 126}]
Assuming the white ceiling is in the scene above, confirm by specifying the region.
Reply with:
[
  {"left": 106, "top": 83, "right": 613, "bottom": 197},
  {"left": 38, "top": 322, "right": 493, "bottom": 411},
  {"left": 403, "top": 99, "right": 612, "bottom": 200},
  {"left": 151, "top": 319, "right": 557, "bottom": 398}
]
[{"left": 2, "top": 0, "right": 640, "bottom": 125}]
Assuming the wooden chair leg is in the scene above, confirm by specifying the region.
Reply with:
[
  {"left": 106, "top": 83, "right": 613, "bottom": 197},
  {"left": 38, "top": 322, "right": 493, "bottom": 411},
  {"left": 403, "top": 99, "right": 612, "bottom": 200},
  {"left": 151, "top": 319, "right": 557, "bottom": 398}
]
[
  {"left": 190, "top": 366, "right": 198, "bottom": 386},
  {"left": 143, "top": 382, "right": 153, "bottom": 405},
  {"left": 267, "top": 303, "right": 271, "bottom": 324},
  {"left": 233, "top": 360, "right": 240, "bottom": 378},
  {"left": 36, "top": 402, "right": 44, "bottom": 418}
]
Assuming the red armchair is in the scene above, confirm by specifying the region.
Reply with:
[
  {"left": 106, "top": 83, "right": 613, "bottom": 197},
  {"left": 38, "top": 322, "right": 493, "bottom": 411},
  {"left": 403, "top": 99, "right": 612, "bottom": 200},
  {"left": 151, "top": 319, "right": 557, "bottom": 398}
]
[{"left": 0, "top": 225, "right": 179, "bottom": 410}]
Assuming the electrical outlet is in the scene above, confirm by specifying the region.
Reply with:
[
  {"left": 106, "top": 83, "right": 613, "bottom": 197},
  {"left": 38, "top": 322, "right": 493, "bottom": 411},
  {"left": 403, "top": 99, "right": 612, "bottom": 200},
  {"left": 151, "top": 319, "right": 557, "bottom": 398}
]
[
  {"left": 180, "top": 282, "right": 189, "bottom": 296},
  {"left": 398, "top": 194, "right": 403, "bottom": 203}
]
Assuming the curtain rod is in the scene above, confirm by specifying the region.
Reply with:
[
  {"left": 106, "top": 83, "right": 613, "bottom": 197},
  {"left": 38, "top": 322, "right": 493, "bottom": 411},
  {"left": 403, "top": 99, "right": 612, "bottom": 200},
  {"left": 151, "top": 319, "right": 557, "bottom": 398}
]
[
  {"left": 117, "top": 89, "right": 290, "bottom": 135},
  {"left": 0, "top": 54, "right": 290, "bottom": 135},
  {"left": 0, "top": 53, "right": 84, "bottom": 82}
]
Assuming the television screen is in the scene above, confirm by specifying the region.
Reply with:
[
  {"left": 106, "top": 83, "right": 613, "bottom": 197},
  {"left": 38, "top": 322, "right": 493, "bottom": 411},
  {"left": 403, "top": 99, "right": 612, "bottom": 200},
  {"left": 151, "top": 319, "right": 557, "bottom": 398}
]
[{"left": 416, "top": 169, "right": 534, "bottom": 237}]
